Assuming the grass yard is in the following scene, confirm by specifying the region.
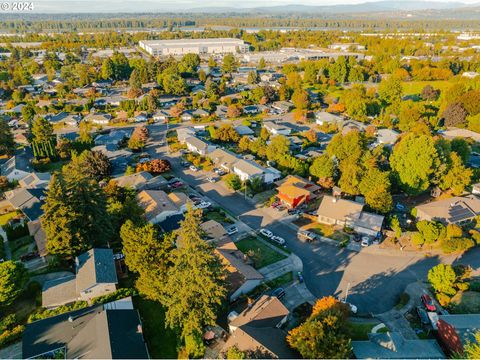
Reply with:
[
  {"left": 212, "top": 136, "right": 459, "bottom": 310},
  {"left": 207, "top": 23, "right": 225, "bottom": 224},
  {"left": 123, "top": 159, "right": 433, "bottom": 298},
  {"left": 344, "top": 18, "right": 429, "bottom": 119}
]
[
  {"left": 401, "top": 80, "right": 450, "bottom": 96},
  {"left": 310, "top": 223, "right": 349, "bottom": 242},
  {"left": 235, "top": 236, "right": 287, "bottom": 269},
  {"left": 134, "top": 297, "right": 179, "bottom": 359},
  {"left": 451, "top": 291, "right": 480, "bottom": 314},
  {"left": 0, "top": 211, "right": 19, "bottom": 226},
  {"left": 265, "top": 272, "right": 294, "bottom": 289},
  {"left": 347, "top": 321, "right": 387, "bottom": 341},
  {"left": 204, "top": 209, "right": 233, "bottom": 224},
  {"left": 10, "top": 235, "right": 35, "bottom": 260}
]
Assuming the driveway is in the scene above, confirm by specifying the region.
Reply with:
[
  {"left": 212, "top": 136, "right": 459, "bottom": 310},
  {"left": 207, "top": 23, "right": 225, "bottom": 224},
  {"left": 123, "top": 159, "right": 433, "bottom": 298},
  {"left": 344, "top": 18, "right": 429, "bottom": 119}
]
[{"left": 148, "top": 125, "right": 480, "bottom": 315}]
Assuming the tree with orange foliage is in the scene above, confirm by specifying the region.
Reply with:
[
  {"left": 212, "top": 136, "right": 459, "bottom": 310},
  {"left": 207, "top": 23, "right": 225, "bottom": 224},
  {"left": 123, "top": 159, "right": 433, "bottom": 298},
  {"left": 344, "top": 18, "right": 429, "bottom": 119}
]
[
  {"left": 303, "top": 129, "right": 317, "bottom": 144},
  {"left": 287, "top": 296, "right": 351, "bottom": 359},
  {"left": 170, "top": 103, "right": 185, "bottom": 118},
  {"left": 327, "top": 102, "right": 346, "bottom": 114}
]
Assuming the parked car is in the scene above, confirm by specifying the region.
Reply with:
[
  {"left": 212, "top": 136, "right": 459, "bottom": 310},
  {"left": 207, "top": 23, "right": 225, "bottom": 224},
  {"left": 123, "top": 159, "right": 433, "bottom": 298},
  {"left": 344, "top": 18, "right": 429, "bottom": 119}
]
[
  {"left": 421, "top": 294, "right": 436, "bottom": 312},
  {"left": 416, "top": 306, "right": 430, "bottom": 325},
  {"left": 168, "top": 177, "right": 182, "bottom": 185},
  {"left": 227, "top": 225, "right": 238, "bottom": 236},
  {"left": 272, "top": 287, "right": 286, "bottom": 299},
  {"left": 288, "top": 208, "right": 302, "bottom": 215},
  {"left": 196, "top": 201, "right": 212, "bottom": 209},
  {"left": 271, "top": 235, "right": 286, "bottom": 245},
  {"left": 259, "top": 228, "right": 273, "bottom": 238},
  {"left": 181, "top": 161, "right": 190, "bottom": 168},
  {"left": 361, "top": 236, "right": 371, "bottom": 247},
  {"left": 275, "top": 205, "right": 286, "bottom": 212},
  {"left": 189, "top": 165, "right": 199, "bottom": 172},
  {"left": 214, "top": 168, "right": 226, "bottom": 176},
  {"left": 297, "top": 230, "right": 317, "bottom": 242},
  {"left": 169, "top": 181, "right": 183, "bottom": 189},
  {"left": 207, "top": 176, "right": 218, "bottom": 183},
  {"left": 271, "top": 201, "right": 281, "bottom": 208},
  {"left": 20, "top": 251, "right": 39, "bottom": 262}
]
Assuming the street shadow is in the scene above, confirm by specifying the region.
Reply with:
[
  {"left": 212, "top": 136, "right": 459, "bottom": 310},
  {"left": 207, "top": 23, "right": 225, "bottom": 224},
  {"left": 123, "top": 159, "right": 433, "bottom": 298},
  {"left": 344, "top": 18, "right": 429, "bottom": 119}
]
[{"left": 347, "top": 255, "right": 441, "bottom": 314}]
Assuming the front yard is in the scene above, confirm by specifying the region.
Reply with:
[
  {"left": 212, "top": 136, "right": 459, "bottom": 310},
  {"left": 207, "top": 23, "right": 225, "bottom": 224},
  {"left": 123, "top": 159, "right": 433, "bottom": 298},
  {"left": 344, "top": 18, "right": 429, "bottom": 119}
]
[
  {"left": 235, "top": 236, "right": 287, "bottom": 269},
  {"left": 346, "top": 320, "right": 388, "bottom": 341}
]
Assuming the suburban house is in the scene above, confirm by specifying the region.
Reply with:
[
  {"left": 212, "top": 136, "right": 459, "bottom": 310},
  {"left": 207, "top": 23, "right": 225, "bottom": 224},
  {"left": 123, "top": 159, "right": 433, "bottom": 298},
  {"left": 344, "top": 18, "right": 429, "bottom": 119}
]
[
  {"left": 243, "top": 105, "right": 259, "bottom": 115},
  {"left": 415, "top": 195, "right": 480, "bottom": 224},
  {"left": 91, "top": 145, "right": 133, "bottom": 176},
  {"left": 192, "top": 108, "right": 210, "bottom": 118},
  {"left": 185, "top": 136, "right": 215, "bottom": 156},
  {"left": 374, "top": 128, "right": 400, "bottom": 147},
  {"left": 44, "top": 112, "right": 81, "bottom": 126},
  {"left": 342, "top": 120, "right": 367, "bottom": 135},
  {"left": 437, "top": 314, "right": 480, "bottom": 355},
  {"left": 221, "top": 295, "right": 295, "bottom": 359},
  {"left": 263, "top": 122, "right": 291, "bottom": 136},
  {"left": 84, "top": 112, "right": 112, "bottom": 125},
  {"left": 112, "top": 171, "right": 167, "bottom": 191},
  {"left": 275, "top": 175, "right": 320, "bottom": 208},
  {"left": 180, "top": 112, "right": 193, "bottom": 122},
  {"left": 4, "top": 188, "right": 45, "bottom": 222},
  {"left": 94, "top": 129, "right": 132, "bottom": 147},
  {"left": 137, "top": 190, "right": 188, "bottom": 224},
  {"left": 177, "top": 128, "right": 195, "bottom": 143},
  {"left": 152, "top": 109, "right": 171, "bottom": 122},
  {"left": 18, "top": 172, "right": 51, "bottom": 189},
  {"left": 441, "top": 128, "right": 480, "bottom": 143},
  {"left": 233, "top": 159, "right": 265, "bottom": 182},
  {"left": 317, "top": 196, "right": 384, "bottom": 237},
  {"left": 42, "top": 248, "right": 118, "bottom": 308},
  {"left": 208, "top": 148, "right": 239, "bottom": 173},
  {"left": 22, "top": 297, "right": 149, "bottom": 359},
  {"left": 201, "top": 220, "right": 228, "bottom": 241},
  {"left": 315, "top": 111, "right": 343, "bottom": 126},
  {"left": 271, "top": 101, "right": 293, "bottom": 114},
  {"left": 215, "top": 237, "right": 264, "bottom": 301},
  {"left": 0, "top": 156, "right": 31, "bottom": 181},
  {"left": 352, "top": 332, "right": 444, "bottom": 359},
  {"left": 235, "top": 125, "right": 254, "bottom": 136}
]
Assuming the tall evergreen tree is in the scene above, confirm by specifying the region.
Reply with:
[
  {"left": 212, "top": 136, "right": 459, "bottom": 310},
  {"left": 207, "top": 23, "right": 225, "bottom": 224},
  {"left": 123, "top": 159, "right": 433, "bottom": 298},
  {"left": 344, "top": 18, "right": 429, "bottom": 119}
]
[
  {"left": 163, "top": 206, "right": 226, "bottom": 339},
  {"left": 0, "top": 119, "right": 14, "bottom": 156}
]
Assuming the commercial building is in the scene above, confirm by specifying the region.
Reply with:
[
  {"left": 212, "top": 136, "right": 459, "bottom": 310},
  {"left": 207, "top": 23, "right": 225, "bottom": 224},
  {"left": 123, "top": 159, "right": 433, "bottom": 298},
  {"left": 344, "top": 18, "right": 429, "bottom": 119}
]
[
  {"left": 243, "top": 48, "right": 364, "bottom": 64},
  {"left": 139, "top": 38, "right": 249, "bottom": 56}
]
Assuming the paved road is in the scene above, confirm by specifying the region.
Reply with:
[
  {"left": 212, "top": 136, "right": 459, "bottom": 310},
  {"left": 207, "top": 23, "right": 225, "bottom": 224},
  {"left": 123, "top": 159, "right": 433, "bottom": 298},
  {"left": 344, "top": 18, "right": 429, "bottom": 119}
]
[{"left": 146, "top": 125, "right": 480, "bottom": 314}]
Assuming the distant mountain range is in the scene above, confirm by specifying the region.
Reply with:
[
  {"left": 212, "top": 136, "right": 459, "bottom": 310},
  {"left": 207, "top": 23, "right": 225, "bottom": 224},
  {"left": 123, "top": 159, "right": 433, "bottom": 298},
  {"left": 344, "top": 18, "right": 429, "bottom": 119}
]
[{"left": 5, "top": 0, "right": 480, "bottom": 20}]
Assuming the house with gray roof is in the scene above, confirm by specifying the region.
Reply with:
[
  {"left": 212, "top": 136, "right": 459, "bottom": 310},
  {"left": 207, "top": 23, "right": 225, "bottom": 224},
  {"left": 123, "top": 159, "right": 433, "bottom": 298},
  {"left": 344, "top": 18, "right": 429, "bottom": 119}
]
[
  {"left": 18, "top": 172, "right": 51, "bottom": 189},
  {"left": 42, "top": 248, "right": 118, "bottom": 308},
  {"left": 185, "top": 136, "right": 215, "bottom": 156},
  {"left": 4, "top": 188, "right": 45, "bottom": 222},
  {"left": 22, "top": 298, "right": 149, "bottom": 359},
  {"left": 415, "top": 195, "right": 480, "bottom": 225},
  {"left": 315, "top": 111, "right": 344, "bottom": 126},
  {"left": 437, "top": 314, "right": 480, "bottom": 355},
  {"left": 352, "top": 332, "right": 444, "bottom": 359},
  {"left": 0, "top": 155, "right": 31, "bottom": 181},
  {"left": 233, "top": 159, "right": 265, "bottom": 182},
  {"left": 113, "top": 171, "right": 167, "bottom": 191}
]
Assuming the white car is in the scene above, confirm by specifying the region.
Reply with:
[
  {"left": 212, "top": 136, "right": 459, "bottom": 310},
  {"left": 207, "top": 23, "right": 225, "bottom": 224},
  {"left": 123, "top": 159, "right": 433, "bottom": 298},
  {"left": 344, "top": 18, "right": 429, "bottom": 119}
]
[
  {"left": 207, "top": 176, "right": 218, "bottom": 183},
  {"left": 227, "top": 226, "right": 238, "bottom": 235},
  {"left": 361, "top": 236, "right": 371, "bottom": 247},
  {"left": 259, "top": 228, "right": 273, "bottom": 238},
  {"left": 271, "top": 236, "right": 286, "bottom": 245},
  {"left": 196, "top": 201, "right": 212, "bottom": 209},
  {"left": 189, "top": 165, "right": 199, "bottom": 172}
]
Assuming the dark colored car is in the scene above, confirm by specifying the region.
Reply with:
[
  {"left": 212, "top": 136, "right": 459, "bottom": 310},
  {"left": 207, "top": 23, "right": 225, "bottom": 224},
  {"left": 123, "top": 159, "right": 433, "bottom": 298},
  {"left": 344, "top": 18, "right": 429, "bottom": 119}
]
[
  {"left": 416, "top": 306, "right": 430, "bottom": 325},
  {"left": 272, "top": 287, "right": 286, "bottom": 299},
  {"left": 20, "top": 251, "right": 39, "bottom": 262},
  {"left": 421, "top": 294, "right": 436, "bottom": 312}
]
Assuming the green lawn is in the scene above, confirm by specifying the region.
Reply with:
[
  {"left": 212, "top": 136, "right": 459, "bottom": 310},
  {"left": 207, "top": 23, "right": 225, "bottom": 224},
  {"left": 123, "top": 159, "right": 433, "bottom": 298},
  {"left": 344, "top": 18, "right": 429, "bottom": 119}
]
[
  {"left": 235, "top": 236, "right": 287, "bottom": 269},
  {"left": 133, "top": 297, "right": 179, "bottom": 359},
  {"left": 11, "top": 235, "right": 35, "bottom": 261},
  {"left": 310, "top": 224, "right": 349, "bottom": 242},
  {"left": 451, "top": 291, "right": 480, "bottom": 314},
  {"left": 401, "top": 80, "right": 450, "bottom": 96},
  {"left": 265, "top": 272, "right": 294, "bottom": 289},
  {"left": 0, "top": 212, "right": 19, "bottom": 226},
  {"left": 347, "top": 321, "right": 387, "bottom": 341}
]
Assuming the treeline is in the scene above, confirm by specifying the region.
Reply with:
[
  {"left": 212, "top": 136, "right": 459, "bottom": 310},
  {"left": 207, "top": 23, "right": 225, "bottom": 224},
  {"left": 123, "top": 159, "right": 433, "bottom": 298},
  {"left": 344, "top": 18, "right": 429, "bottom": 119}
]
[{"left": 0, "top": 16, "right": 480, "bottom": 32}]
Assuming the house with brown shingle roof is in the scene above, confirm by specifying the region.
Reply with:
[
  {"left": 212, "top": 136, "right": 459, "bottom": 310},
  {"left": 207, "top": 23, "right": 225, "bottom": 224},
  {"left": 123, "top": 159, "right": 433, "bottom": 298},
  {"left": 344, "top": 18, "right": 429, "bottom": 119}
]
[
  {"left": 136, "top": 190, "right": 188, "bottom": 224},
  {"left": 215, "top": 238, "right": 264, "bottom": 301},
  {"left": 221, "top": 295, "right": 295, "bottom": 359}
]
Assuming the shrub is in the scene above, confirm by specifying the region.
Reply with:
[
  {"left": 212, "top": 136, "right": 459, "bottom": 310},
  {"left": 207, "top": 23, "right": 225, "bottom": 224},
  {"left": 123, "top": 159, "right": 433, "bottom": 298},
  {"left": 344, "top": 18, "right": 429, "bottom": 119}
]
[
  {"left": 3, "top": 223, "right": 29, "bottom": 241},
  {"left": 91, "top": 288, "right": 137, "bottom": 305},
  {"left": 436, "top": 293, "right": 451, "bottom": 307},
  {"left": 456, "top": 282, "right": 470, "bottom": 292},
  {"left": 28, "top": 301, "right": 88, "bottom": 323},
  {"left": 0, "top": 325, "right": 24, "bottom": 348},
  {"left": 469, "top": 282, "right": 480, "bottom": 292},
  {"left": 441, "top": 237, "right": 475, "bottom": 254}
]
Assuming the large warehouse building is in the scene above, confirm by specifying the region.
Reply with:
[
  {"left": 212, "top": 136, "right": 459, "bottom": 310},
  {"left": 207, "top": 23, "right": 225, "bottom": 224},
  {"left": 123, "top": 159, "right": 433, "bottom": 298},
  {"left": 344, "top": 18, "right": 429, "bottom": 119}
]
[{"left": 139, "top": 38, "right": 249, "bottom": 56}]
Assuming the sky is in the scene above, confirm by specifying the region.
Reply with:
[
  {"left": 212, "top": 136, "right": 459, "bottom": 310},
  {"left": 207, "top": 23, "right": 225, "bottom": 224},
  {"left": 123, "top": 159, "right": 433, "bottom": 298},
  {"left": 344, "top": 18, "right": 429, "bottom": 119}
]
[{"left": 12, "top": 0, "right": 480, "bottom": 13}]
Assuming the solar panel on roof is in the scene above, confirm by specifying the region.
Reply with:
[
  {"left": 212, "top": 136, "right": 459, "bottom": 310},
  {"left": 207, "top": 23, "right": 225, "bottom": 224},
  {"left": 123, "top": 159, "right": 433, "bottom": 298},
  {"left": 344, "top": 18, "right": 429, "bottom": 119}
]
[{"left": 449, "top": 205, "right": 475, "bottom": 222}]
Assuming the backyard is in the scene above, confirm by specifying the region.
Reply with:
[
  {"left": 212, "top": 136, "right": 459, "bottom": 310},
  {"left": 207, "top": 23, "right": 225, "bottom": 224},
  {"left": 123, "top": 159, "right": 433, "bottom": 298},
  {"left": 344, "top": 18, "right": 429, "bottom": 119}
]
[
  {"left": 235, "top": 236, "right": 287, "bottom": 269},
  {"left": 133, "top": 297, "right": 179, "bottom": 359}
]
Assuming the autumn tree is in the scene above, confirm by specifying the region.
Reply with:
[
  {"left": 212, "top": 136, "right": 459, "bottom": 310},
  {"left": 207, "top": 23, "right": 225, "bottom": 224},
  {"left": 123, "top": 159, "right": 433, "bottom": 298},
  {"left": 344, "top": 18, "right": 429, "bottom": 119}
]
[
  {"left": 309, "top": 154, "right": 336, "bottom": 188},
  {"left": 287, "top": 296, "right": 351, "bottom": 359},
  {"left": 442, "top": 102, "right": 468, "bottom": 127},
  {"left": 439, "top": 152, "right": 472, "bottom": 195},
  {"left": 291, "top": 88, "right": 310, "bottom": 110},
  {"left": 227, "top": 104, "right": 242, "bottom": 118},
  {"left": 420, "top": 85, "right": 439, "bottom": 101}
]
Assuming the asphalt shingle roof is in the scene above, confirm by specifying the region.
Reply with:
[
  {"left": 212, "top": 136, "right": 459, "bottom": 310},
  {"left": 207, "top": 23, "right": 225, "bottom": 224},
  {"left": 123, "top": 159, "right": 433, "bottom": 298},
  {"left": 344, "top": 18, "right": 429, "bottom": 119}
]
[{"left": 76, "top": 248, "right": 117, "bottom": 293}]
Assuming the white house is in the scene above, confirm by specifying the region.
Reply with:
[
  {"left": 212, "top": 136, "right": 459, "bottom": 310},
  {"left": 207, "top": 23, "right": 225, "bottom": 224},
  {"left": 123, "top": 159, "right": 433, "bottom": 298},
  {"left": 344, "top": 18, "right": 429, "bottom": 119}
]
[
  {"left": 315, "top": 111, "right": 344, "bottom": 126},
  {"left": 185, "top": 136, "right": 215, "bottom": 156},
  {"left": 233, "top": 159, "right": 265, "bottom": 182},
  {"left": 0, "top": 156, "right": 31, "bottom": 182},
  {"left": 263, "top": 121, "right": 291, "bottom": 136}
]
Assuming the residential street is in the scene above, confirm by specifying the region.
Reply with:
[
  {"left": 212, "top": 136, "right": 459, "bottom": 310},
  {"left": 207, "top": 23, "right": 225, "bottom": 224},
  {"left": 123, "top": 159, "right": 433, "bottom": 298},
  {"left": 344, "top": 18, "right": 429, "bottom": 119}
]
[{"left": 146, "top": 124, "right": 480, "bottom": 314}]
